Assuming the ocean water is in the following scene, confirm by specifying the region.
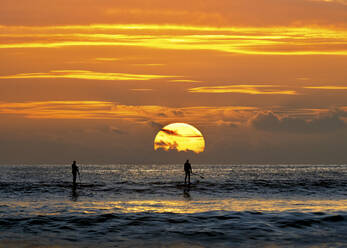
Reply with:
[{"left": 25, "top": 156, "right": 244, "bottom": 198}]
[{"left": 0, "top": 164, "right": 347, "bottom": 248}]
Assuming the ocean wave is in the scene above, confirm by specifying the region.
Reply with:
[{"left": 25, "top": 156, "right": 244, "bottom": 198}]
[
  {"left": 1, "top": 165, "right": 347, "bottom": 247},
  {"left": 1, "top": 211, "right": 346, "bottom": 247}
]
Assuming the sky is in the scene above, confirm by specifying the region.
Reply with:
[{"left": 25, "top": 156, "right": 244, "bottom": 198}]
[{"left": 0, "top": 0, "right": 347, "bottom": 164}]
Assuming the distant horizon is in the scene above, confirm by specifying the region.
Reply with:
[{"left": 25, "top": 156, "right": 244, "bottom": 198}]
[{"left": 1, "top": 161, "right": 347, "bottom": 166}]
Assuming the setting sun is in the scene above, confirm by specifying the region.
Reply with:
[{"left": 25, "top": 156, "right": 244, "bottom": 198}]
[{"left": 154, "top": 123, "right": 205, "bottom": 154}]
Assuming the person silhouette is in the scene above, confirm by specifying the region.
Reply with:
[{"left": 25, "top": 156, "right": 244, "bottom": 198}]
[
  {"left": 72, "top": 161, "right": 80, "bottom": 186},
  {"left": 184, "top": 159, "right": 192, "bottom": 185}
]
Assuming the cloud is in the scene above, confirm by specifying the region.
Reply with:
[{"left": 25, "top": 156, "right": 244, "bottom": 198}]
[
  {"left": 1, "top": 0, "right": 347, "bottom": 28},
  {"left": 148, "top": 121, "right": 164, "bottom": 129},
  {"left": 6, "top": 101, "right": 344, "bottom": 133},
  {"left": 304, "top": 86, "right": 347, "bottom": 90},
  {"left": 161, "top": 128, "right": 179, "bottom": 136},
  {"left": 170, "top": 79, "right": 203, "bottom": 83},
  {"left": 189, "top": 85, "right": 297, "bottom": 95},
  {"left": 110, "top": 127, "right": 127, "bottom": 135},
  {"left": 95, "top": 57, "right": 121, "bottom": 62},
  {"left": 157, "top": 113, "right": 168, "bottom": 117},
  {"left": 5, "top": 101, "right": 344, "bottom": 134},
  {"left": 154, "top": 140, "right": 179, "bottom": 150},
  {"left": 132, "top": 63, "right": 165, "bottom": 66},
  {"left": 308, "top": 0, "right": 347, "bottom": 5},
  {"left": 249, "top": 110, "right": 346, "bottom": 133},
  {"left": 0, "top": 70, "right": 174, "bottom": 81},
  {"left": 130, "top": 89, "right": 153, "bottom": 92},
  {"left": 215, "top": 120, "right": 240, "bottom": 127},
  {"left": 160, "top": 128, "right": 202, "bottom": 138},
  {"left": 0, "top": 24, "right": 346, "bottom": 55},
  {"left": 172, "top": 110, "right": 184, "bottom": 117},
  {"left": 0, "top": 101, "right": 257, "bottom": 126},
  {"left": 104, "top": 8, "right": 227, "bottom": 26}
]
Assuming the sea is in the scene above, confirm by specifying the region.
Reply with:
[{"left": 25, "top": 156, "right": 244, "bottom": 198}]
[{"left": 0, "top": 164, "right": 346, "bottom": 248}]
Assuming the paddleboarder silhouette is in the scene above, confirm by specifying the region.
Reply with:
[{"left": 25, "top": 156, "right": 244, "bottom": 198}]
[
  {"left": 72, "top": 161, "right": 80, "bottom": 187},
  {"left": 184, "top": 159, "right": 192, "bottom": 185}
]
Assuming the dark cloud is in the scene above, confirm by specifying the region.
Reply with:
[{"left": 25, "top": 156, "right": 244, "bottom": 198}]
[
  {"left": 110, "top": 127, "right": 127, "bottom": 135},
  {"left": 148, "top": 121, "right": 163, "bottom": 130},
  {"left": 161, "top": 128, "right": 179, "bottom": 136},
  {"left": 157, "top": 113, "right": 167, "bottom": 117},
  {"left": 2, "top": 115, "right": 347, "bottom": 164},
  {"left": 249, "top": 110, "right": 346, "bottom": 133},
  {"left": 172, "top": 110, "right": 184, "bottom": 117},
  {"left": 216, "top": 120, "right": 240, "bottom": 127},
  {"left": 160, "top": 128, "right": 202, "bottom": 138},
  {"left": 229, "top": 123, "right": 240, "bottom": 128},
  {"left": 155, "top": 140, "right": 179, "bottom": 150}
]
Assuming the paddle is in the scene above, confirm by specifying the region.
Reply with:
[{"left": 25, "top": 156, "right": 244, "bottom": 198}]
[{"left": 78, "top": 170, "right": 82, "bottom": 184}]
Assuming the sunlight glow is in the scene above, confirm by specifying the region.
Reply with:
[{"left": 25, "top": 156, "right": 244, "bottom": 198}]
[{"left": 8, "top": 198, "right": 347, "bottom": 214}]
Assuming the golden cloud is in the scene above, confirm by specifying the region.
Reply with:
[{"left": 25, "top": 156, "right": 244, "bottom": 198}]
[
  {"left": 304, "top": 86, "right": 347, "bottom": 90},
  {"left": 95, "top": 57, "right": 121, "bottom": 62},
  {"left": 0, "top": 101, "right": 345, "bottom": 129},
  {"left": 0, "top": 101, "right": 257, "bottom": 125},
  {"left": 170, "top": 79, "right": 203, "bottom": 83},
  {"left": 0, "top": 70, "right": 175, "bottom": 81},
  {"left": 0, "top": 24, "right": 346, "bottom": 55},
  {"left": 130, "top": 88, "right": 153, "bottom": 91},
  {"left": 309, "top": 0, "right": 347, "bottom": 5},
  {"left": 188, "top": 85, "right": 297, "bottom": 95}
]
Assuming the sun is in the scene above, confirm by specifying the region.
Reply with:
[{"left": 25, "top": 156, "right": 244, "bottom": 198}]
[{"left": 154, "top": 123, "right": 205, "bottom": 154}]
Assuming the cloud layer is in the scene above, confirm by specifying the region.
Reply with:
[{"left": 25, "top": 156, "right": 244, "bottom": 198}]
[
  {"left": 0, "top": 24, "right": 346, "bottom": 55},
  {"left": 0, "top": 70, "right": 175, "bottom": 81},
  {"left": 249, "top": 111, "right": 346, "bottom": 133},
  {"left": 189, "top": 85, "right": 297, "bottom": 95}
]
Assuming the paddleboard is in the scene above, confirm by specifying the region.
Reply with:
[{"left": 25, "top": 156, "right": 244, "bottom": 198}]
[{"left": 176, "top": 181, "right": 199, "bottom": 188}]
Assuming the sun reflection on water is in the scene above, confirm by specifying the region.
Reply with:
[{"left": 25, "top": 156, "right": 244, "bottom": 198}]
[{"left": 4, "top": 199, "right": 347, "bottom": 216}]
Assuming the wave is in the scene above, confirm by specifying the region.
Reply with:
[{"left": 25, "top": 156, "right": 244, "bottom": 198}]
[{"left": 1, "top": 211, "right": 346, "bottom": 247}]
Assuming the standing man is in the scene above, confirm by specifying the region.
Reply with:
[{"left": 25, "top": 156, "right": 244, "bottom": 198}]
[
  {"left": 72, "top": 161, "right": 80, "bottom": 186},
  {"left": 184, "top": 159, "right": 192, "bottom": 185}
]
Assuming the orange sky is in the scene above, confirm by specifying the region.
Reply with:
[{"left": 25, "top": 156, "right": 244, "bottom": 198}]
[{"left": 0, "top": 0, "right": 347, "bottom": 163}]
